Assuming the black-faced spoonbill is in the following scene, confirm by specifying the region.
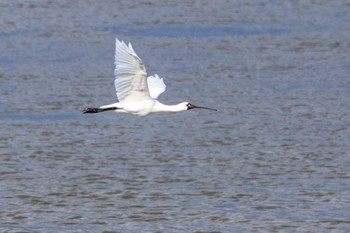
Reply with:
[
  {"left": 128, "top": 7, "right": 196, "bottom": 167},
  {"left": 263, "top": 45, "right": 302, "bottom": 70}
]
[{"left": 83, "top": 38, "right": 217, "bottom": 116}]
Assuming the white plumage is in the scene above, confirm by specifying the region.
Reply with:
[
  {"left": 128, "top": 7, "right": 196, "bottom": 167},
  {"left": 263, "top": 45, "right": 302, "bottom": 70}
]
[
  {"left": 146, "top": 74, "right": 166, "bottom": 99},
  {"left": 83, "top": 38, "right": 216, "bottom": 116}
]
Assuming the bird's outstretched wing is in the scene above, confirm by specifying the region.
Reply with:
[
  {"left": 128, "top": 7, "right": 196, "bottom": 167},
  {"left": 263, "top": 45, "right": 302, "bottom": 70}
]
[
  {"left": 147, "top": 74, "right": 166, "bottom": 99},
  {"left": 114, "top": 38, "right": 151, "bottom": 102}
]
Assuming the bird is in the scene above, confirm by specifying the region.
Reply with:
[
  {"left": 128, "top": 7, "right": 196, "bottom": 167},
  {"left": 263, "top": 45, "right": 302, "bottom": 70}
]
[{"left": 83, "top": 38, "right": 217, "bottom": 116}]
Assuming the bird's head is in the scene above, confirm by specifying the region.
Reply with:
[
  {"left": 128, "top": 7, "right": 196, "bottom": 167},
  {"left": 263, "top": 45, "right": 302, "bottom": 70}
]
[{"left": 179, "top": 102, "right": 217, "bottom": 111}]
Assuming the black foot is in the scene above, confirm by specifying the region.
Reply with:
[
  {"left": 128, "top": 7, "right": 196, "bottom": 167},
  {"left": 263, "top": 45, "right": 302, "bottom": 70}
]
[
  {"left": 83, "top": 107, "right": 118, "bottom": 114},
  {"left": 83, "top": 108, "right": 101, "bottom": 113}
]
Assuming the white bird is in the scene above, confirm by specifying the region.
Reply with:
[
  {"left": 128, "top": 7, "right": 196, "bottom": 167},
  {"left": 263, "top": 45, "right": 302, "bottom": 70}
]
[{"left": 83, "top": 38, "right": 217, "bottom": 116}]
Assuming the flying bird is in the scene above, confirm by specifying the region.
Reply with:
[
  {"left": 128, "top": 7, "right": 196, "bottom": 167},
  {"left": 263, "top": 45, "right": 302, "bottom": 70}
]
[{"left": 83, "top": 38, "right": 217, "bottom": 116}]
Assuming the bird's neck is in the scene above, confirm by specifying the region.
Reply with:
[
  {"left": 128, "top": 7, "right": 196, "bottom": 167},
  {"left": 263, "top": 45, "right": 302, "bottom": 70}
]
[{"left": 153, "top": 101, "right": 185, "bottom": 113}]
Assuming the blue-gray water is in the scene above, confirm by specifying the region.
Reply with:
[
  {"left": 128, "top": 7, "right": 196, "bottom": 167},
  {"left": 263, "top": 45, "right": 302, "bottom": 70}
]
[{"left": 1, "top": 1, "right": 350, "bottom": 232}]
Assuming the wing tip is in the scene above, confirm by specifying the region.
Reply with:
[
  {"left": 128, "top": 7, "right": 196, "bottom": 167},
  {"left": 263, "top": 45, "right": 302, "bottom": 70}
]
[
  {"left": 116, "top": 38, "right": 125, "bottom": 47},
  {"left": 115, "top": 37, "right": 130, "bottom": 45}
]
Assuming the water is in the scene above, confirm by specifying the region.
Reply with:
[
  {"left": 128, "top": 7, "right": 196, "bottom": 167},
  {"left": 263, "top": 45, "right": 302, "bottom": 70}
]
[{"left": 1, "top": 0, "right": 350, "bottom": 232}]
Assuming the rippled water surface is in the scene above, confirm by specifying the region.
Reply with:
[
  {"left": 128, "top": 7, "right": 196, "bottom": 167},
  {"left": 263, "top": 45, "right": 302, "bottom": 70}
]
[{"left": 1, "top": 1, "right": 350, "bottom": 232}]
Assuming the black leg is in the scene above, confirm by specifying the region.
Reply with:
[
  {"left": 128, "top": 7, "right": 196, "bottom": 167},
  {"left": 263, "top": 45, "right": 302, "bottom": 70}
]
[{"left": 83, "top": 107, "right": 118, "bottom": 114}]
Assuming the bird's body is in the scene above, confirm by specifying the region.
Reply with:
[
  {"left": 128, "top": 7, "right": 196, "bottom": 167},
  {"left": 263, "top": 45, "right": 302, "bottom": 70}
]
[{"left": 83, "top": 38, "right": 216, "bottom": 116}]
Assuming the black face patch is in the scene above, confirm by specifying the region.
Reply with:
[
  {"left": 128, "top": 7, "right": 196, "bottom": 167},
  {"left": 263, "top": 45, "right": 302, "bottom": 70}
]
[{"left": 186, "top": 103, "right": 195, "bottom": 110}]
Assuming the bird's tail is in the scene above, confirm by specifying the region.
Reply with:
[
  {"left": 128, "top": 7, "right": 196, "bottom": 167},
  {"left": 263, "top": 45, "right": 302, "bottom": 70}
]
[{"left": 83, "top": 107, "right": 118, "bottom": 114}]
